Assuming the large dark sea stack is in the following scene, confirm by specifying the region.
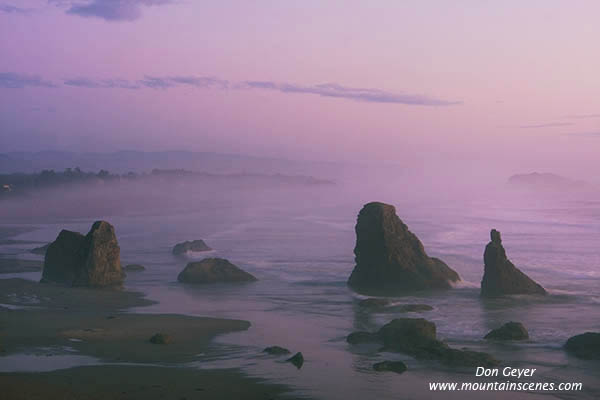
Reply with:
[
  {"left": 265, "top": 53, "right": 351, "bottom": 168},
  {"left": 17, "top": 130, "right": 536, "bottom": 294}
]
[
  {"left": 481, "top": 229, "right": 546, "bottom": 297},
  {"left": 347, "top": 202, "right": 460, "bottom": 295},
  {"left": 178, "top": 258, "right": 257, "bottom": 284},
  {"left": 42, "top": 221, "right": 124, "bottom": 287}
]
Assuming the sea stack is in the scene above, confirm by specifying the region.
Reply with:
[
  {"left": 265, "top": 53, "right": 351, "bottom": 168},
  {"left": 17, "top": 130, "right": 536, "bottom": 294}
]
[
  {"left": 41, "top": 221, "right": 125, "bottom": 287},
  {"left": 480, "top": 229, "right": 546, "bottom": 297},
  {"left": 347, "top": 202, "right": 460, "bottom": 295}
]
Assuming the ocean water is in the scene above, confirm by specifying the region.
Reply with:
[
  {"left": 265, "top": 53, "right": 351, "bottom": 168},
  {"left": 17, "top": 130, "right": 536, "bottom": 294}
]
[{"left": 1, "top": 181, "right": 600, "bottom": 399}]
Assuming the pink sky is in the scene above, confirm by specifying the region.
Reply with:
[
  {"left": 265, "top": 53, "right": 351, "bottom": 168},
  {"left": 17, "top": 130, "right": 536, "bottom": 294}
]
[{"left": 0, "top": 1, "right": 599, "bottom": 177}]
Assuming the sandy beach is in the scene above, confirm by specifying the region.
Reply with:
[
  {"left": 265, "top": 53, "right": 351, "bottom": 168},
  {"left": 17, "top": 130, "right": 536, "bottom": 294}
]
[
  {"left": 0, "top": 276, "right": 301, "bottom": 399},
  {"left": 0, "top": 223, "right": 303, "bottom": 400}
]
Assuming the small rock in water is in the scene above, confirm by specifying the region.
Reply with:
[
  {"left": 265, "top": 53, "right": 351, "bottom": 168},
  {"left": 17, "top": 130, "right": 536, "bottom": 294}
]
[
  {"left": 124, "top": 264, "right": 146, "bottom": 271},
  {"left": 172, "top": 240, "right": 212, "bottom": 255},
  {"left": 263, "top": 346, "right": 291, "bottom": 355},
  {"left": 177, "top": 258, "right": 257, "bottom": 284},
  {"left": 564, "top": 332, "right": 600, "bottom": 359},
  {"left": 286, "top": 352, "right": 304, "bottom": 369},
  {"left": 484, "top": 322, "right": 529, "bottom": 340},
  {"left": 348, "top": 318, "right": 500, "bottom": 368},
  {"left": 372, "top": 361, "right": 407, "bottom": 374},
  {"left": 149, "top": 333, "right": 172, "bottom": 345}
]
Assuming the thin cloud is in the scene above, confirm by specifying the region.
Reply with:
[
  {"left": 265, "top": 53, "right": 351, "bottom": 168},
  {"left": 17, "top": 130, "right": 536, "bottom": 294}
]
[
  {"left": 0, "top": 72, "right": 57, "bottom": 88},
  {"left": 3, "top": 71, "right": 460, "bottom": 106},
  {"left": 169, "top": 76, "right": 228, "bottom": 89},
  {"left": 138, "top": 76, "right": 177, "bottom": 89},
  {"left": 241, "top": 81, "right": 461, "bottom": 106},
  {"left": 0, "top": 4, "right": 31, "bottom": 14},
  {"left": 519, "top": 122, "right": 574, "bottom": 129},
  {"left": 64, "top": 75, "right": 227, "bottom": 89},
  {"left": 64, "top": 0, "right": 174, "bottom": 21},
  {"left": 64, "top": 77, "right": 140, "bottom": 89}
]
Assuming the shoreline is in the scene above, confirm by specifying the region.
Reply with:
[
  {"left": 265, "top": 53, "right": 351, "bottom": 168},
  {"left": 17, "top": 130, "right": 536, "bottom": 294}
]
[
  {"left": 0, "top": 277, "right": 304, "bottom": 399},
  {"left": 0, "top": 220, "right": 305, "bottom": 400}
]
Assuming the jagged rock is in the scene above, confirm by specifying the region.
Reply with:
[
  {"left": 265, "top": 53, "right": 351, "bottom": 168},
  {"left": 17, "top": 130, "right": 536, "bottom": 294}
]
[
  {"left": 348, "top": 202, "right": 460, "bottom": 295},
  {"left": 41, "top": 221, "right": 124, "bottom": 287},
  {"left": 149, "top": 333, "right": 172, "bottom": 345},
  {"left": 30, "top": 243, "right": 50, "bottom": 255},
  {"left": 347, "top": 318, "right": 499, "bottom": 368},
  {"left": 373, "top": 361, "right": 407, "bottom": 374},
  {"left": 286, "top": 352, "right": 304, "bottom": 369},
  {"left": 263, "top": 346, "right": 291, "bottom": 355},
  {"left": 172, "top": 240, "right": 212, "bottom": 255},
  {"left": 177, "top": 258, "right": 257, "bottom": 284},
  {"left": 481, "top": 230, "right": 546, "bottom": 297},
  {"left": 564, "top": 332, "right": 600, "bottom": 359},
  {"left": 124, "top": 264, "right": 146, "bottom": 272},
  {"left": 484, "top": 322, "right": 529, "bottom": 340}
]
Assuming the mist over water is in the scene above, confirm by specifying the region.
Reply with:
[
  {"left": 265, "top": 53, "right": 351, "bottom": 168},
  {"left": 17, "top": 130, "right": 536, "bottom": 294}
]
[{"left": 2, "top": 161, "right": 600, "bottom": 399}]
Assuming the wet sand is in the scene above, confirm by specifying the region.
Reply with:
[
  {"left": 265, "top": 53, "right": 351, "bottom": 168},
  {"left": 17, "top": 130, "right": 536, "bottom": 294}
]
[
  {"left": 1, "top": 307, "right": 251, "bottom": 363},
  {"left": 0, "top": 279, "right": 251, "bottom": 364},
  {"left": 0, "top": 269, "right": 302, "bottom": 399},
  {"left": 0, "top": 365, "right": 296, "bottom": 400}
]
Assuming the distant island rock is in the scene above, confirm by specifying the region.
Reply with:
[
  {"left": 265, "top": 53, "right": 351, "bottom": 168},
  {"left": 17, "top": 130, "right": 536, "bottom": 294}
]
[
  {"left": 484, "top": 322, "right": 529, "bottom": 341},
  {"left": 172, "top": 240, "right": 212, "bottom": 255},
  {"left": 481, "top": 229, "right": 546, "bottom": 297},
  {"left": 41, "top": 221, "right": 125, "bottom": 287},
  {"left": 177, "top": 258, "right": 257, "bottom": 284},
  {"left": 347, "top": 318, "right": 499, "bottom": 368},
  {"left": 347, "top": 202, "right": 460, "bottom": 295},
  {"left": 564, "top": 332, "right": 600, "bottom": 360},
  {"left": 508, "top": 172, "right": 586, "bottom": 189}
]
